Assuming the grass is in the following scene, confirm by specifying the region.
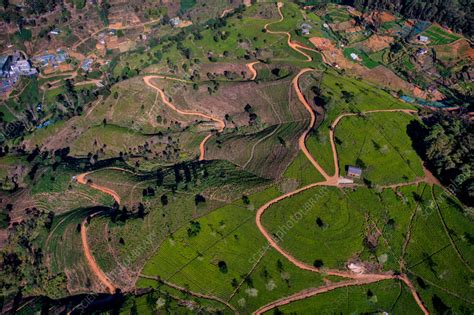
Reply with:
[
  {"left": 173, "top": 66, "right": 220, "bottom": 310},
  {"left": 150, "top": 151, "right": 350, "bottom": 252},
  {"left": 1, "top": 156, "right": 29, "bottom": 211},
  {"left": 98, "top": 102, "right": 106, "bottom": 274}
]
[
  {"left": 261, "top": 186, "right": 365, "bottom": 269},
  {"left": 273, "top": 279, "right": 423, "bottom": 314},
  {"left": 325, "top": 4, "right": 352, "bottom": 23},
  {"left": 137, "top": 186, "right": 331, "bottom": 312},
  {"left": 335, "top": 111, "right": 424, "bottom": 185},
  {"left": 70, "top": 124, "right": 150, "bottom": 158},
  {"left": 282, "top": 150, "right": 325, "bottom": 186},
  {"left": 180, "top": 0, "right": 196, "bottom": 12},
  {"left": 405, "top": 185, "right": 474, "bottom": 305},
  {"left": 306, "top": 70, "right": 416, "bottom": 176},
  {"left": 343, "top": 47, "right": 379, "bottom": 69},
  {"left": 422, "top": 25, "right": 461, "bottom": 45},
  {"left": 23, "top": 121, "right": 66, "bottom": 147}
]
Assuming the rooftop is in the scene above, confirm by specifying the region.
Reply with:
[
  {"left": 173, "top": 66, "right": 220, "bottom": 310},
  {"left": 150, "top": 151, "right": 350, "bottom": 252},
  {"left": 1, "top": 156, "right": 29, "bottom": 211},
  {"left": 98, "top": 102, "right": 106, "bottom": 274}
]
[{"left": 348, "top": 166, "right": 362, "bottom": 175}]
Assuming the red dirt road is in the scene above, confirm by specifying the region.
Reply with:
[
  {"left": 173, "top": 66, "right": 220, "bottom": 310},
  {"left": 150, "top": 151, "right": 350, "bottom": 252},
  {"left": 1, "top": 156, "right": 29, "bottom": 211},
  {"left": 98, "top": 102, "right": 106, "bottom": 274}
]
[
  {"left": 246, "top": 61, "right": 260, "bottom": 80},
  {"left": 80, "top": 215, "right": 116, "bottom": 293},
  {"left": 264, "top": 2, "right": 315, "bottom": 62},
  {"left": 254, "top": 4, "right": 429, "bottom": 312},
  {"left": 293, "top": 69, "right": 334, "bottom": 182},
  {"left": 76, "top": 172, "right": 118, "bottom": 293},
  {"left": 143, "top": 75, "right": 225, "bottom": 160}
]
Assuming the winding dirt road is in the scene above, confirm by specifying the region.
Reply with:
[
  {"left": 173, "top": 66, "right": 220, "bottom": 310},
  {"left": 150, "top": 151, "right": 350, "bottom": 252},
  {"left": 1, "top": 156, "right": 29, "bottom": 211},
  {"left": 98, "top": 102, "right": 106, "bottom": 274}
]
[
  {"left": 246, "top": 61, "right": 260, "bottom": 81},
  {"left": 251, "top": 3, "right": 429, "bottom": 314},
  {"left": 143, "top": 75, "right": 226, "bottom": 161},
  {"left": 264, "top": 2, "right": 319, "bottom": 62},
  {"left": 76, "top": 172, "right": 118, "bottom": 293},
  {"left": 71, "top": 3, "right": 430, "bottom": 312}
]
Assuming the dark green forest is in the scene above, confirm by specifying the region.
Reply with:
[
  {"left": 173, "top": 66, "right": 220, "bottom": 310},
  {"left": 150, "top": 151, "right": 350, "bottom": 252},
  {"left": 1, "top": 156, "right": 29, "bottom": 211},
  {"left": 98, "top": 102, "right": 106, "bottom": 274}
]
[
  {"left": 347, "top": 0, "right": 473, "bottom": 38},
  {"left": 409, "top": 112, "right": 473, "bottom": 206}
]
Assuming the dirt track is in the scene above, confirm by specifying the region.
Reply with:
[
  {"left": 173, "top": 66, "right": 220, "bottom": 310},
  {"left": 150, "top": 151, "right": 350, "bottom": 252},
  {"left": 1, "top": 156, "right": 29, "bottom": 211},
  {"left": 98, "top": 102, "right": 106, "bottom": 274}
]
[
  {"left": 70, "top": 3, "right": 430, "bottom": 312},
  {"left": 252, "top": 3, "right": 429, "bottom": 314},
  {"left": 75, "top": 168, "right": 139, "bottom": 293},
  {"left": 143, "top": 75, "right": 225, "bottom": 161}
]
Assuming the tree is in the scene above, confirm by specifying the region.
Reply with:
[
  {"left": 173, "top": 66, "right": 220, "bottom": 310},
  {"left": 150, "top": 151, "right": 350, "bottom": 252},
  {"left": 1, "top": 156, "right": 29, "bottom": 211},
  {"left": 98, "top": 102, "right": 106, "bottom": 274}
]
[
  {"left": 218, "top": 261, "right": 228, "bottom": 273},
  {"left": 137, "top": 203, "right": 146, "bottom": 218},
  {"left": 187, "top": 220, "right": 201, "bottom": 237},
  {"left": 194, "top": 194, "right": 206, "bottom": 206},
  {"left": 313, "top": 259, "right": 324, "bottom": 268},
  {"left": 242, "top": 195, "right": 250, "bottom": 205},
  {"left": 160, "top": 194, "right": 168, "bottom": 206},
  {"left": 315, "top": 217, "right": 324, "bottom": 228},
  {"left": 44, "top": 211, "right": 55, "bottom": 230}
]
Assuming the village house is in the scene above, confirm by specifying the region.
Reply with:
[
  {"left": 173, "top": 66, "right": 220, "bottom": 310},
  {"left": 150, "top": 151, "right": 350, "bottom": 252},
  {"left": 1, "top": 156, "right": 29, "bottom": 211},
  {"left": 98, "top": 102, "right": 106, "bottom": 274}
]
[
  {"left": 347, "top": 166, "right": 362, "bottom": 178},
  {"left": 170, "top": 17, "right": 181, "bottom": 28},
  {"left": 417, "top": 35, "right": 429, "bottom": 43}
]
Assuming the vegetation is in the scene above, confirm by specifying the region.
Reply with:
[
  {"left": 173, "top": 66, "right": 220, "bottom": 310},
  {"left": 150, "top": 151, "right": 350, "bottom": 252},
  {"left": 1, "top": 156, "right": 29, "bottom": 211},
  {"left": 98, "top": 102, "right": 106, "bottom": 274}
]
[
  {"left": 408, "top": 111, "right": 472, "bottom": 205},
  {"left": 350, "top": 0, "right": 473, "bottom": 37},
  {"left": 335, "top": 111, "right": 424, "bottom": 185}
]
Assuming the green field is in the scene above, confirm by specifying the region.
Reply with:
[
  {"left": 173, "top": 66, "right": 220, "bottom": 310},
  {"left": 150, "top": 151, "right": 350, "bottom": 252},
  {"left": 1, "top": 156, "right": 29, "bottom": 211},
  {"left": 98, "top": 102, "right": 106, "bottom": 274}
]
[
  {"left": 273, "top": 279, "right": 423, "bottom": 314},
  {"left": 306, "top": 70, "right": 415, "bottom": 176},
  {"left": 343, "top": 47, "right": 379, "bottom": 69},
  {"left": 335, "top": 112, "right": 424, "bottom": 185},
  {"left": 137, "top": 186, "right": 332, "bottom": 312},
  {"left": 422, "top": 25, "right": 461, "bottom": 45}
]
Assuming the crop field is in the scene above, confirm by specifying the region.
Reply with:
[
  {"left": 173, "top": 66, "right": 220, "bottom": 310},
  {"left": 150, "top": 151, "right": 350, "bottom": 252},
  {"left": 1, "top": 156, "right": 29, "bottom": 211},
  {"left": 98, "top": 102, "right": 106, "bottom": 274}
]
[
  {"left": 325, "top": 5, "right": 353, "bottom": 23},
  {"left": 404, "top": 185, "right": 474, "bottom": 307},
  {"left": 30, "top": 165, "right": 115, "bottom": 214},
  {"left": 44, "top": 208, "right": 108, "bottom": 295},
  {"left": 84, "top": 161, "right": 270, "bottom": 286},
  {"left": 137, "top": 186, "right": 334, "bottom": 312},
  {"left": 305, "top": 71, "right": 415, "bottom": 176},
  {"left": 273, "top": 279, "right": 423, "bottom": 314},
  {"left": 343, "top": 48, "right": 380, "bottom": 69},
  {"left": 422, "top": 25, "right": 461, "bottom": 45},
  {"left": 334, "top": 111, "right": 424, "bottom": 185},
  {"left": 262, "top": 186, "right": 365, "bottom": 269},
  {"left": 262, "top": 184, "right": 431, "bottom": 270},
  {"left": 283, "top": 150, "right": 325, "bottom": 187},
  {"left": 208, "top": 121, "right": 308, "bottom": 179}
]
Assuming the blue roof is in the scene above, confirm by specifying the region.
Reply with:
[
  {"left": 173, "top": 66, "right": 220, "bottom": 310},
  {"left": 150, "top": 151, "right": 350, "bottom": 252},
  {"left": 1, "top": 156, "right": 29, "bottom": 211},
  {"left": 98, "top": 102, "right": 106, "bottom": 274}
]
[
  {"left": 400, "top": 95, "right": 415, "bottom": 103},
  {"left": 348, "top": 166, "right": 362, "bottom": 175}
]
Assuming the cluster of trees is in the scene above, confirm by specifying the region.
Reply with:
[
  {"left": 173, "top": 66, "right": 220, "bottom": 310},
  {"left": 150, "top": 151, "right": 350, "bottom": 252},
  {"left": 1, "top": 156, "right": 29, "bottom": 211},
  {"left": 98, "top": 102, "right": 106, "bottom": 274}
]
[
  {"left": 408, "top": 112, "right": 472, "bottom": 205},
  {"left": 347, "top": 0, "right": 473, "bottom": 38}
]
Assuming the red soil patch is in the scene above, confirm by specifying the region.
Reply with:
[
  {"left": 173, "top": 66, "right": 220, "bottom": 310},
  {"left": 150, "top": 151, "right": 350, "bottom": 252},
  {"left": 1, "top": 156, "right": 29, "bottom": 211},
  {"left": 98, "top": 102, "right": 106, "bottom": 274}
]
[
  {"left": 364, "top": 11, "right": 397, "bottom": 25},
  {"left": 361, "top": 35, "right": 394, "bottom": 52}
]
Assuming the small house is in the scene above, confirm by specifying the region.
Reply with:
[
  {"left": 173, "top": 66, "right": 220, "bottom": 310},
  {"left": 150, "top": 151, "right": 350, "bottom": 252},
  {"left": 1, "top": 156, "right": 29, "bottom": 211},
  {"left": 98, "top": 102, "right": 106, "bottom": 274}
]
[
  {"left": 347, "top": 166, "right": 362, "bottom": 178},
  {"left": 81, "top": 58, "right": 93, "bottom": 72},
  {"left": 350, "top": 53, "right": 360, "bottom": 61},
  {"left": 170, "top": 17, "right": 181, "bottom": 28},
  {"left": 418, "top": 35, "right": 429, "bottom": 43},
  {"left": 300, "top": 23, "right": 312, "bottom": 35},
  {"left": 49, "top": 28, "right": 60, "bottom": 35},
  {"left": 416, "top": 48, "right": 428, "bottom": 56}
]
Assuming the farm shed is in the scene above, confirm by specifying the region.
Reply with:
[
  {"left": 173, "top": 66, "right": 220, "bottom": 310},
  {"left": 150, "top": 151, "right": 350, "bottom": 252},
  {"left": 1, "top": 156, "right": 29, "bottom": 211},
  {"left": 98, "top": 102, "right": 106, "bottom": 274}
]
[{"left": 347, "top": 166, "right": 362, "bottom": 178}]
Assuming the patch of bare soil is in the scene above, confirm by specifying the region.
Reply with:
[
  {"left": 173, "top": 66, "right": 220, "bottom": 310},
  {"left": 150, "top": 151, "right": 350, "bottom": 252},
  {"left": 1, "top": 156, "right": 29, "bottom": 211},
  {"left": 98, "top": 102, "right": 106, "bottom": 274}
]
[
  {"left": 309, "top": 36, "right": 438, "bottom": 99},
  {"left": 363, "top": 11, "right": 397, "bottom": 25},
  {"left": 359, "top": 34, "right": 394, "bottom": 53},
  {"left": 330, "top": 20, "right": 359, "bottom": 32},
  {"left": 435, "top": 39, "right": 474, "bottom": 63}
]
